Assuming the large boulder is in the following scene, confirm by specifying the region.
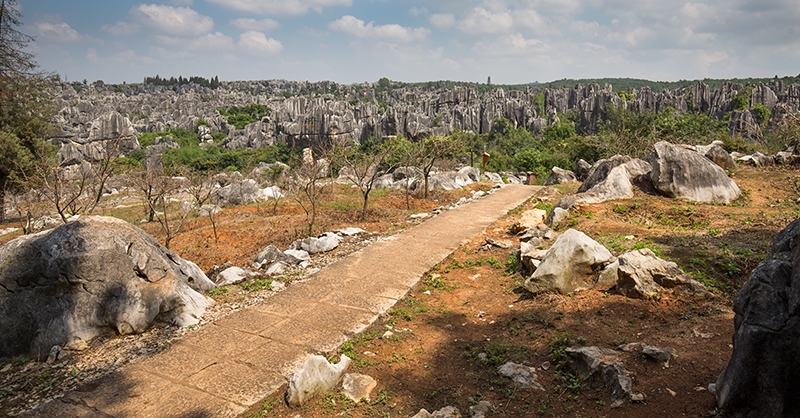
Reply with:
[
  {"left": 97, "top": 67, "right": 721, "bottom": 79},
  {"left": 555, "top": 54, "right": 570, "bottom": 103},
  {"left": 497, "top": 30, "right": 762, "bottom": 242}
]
[
  {"left": 647, "top": 141, "right": 741, "bottom": 204},
  {"left": 715, "top": 219, "right": 800, "bottom": 416},
  {"left": 608, "top": 249, "right": 709, "bottom": 299},
  {"left": 577, "top": 155, "right": 631, "bottom": 193},
  {"left": 523, "top": 229, "right": 614, "bottom": 294},
  {"left": 544, "top": 167, "right": 577, "bottom": 186},
  {"left": 0, "top": 216, "right": 214, "bottom": 359}
]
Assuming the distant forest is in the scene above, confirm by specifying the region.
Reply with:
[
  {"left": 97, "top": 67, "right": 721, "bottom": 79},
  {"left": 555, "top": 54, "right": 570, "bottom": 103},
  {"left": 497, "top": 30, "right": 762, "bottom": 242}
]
[{"left": 143, "top": 75, "right": 220, "bottom": 89}]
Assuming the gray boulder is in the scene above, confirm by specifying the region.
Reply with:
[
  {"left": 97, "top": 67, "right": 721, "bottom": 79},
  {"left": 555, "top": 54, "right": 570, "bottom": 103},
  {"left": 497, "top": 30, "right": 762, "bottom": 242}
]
[
  {"left": 255, "top": 244, "right": 301, "bottom": 266},
  {"left": 216, "top": 266, "right": 250, "bottom": 286},
  {"left": 498, "top": 362, "right": 544, "bottom": 390},
  {"left": 483, "top": 172, "right": 503, "bottom": 183},
  {"left": 524, "top": 229, "right": 614, "bottom": 294},
  {"left": 736, "top": 151, "right": 774, "bottom": 167},
  {"left": 341, "top": 373, "right": 377, "bottom": 402},
  {"left": 577, "top": 155, "right": 631, "bottom": 193},
  {"left": 575, "top": 159, "right": 592, "bottom": 181},
  {"left": 544, "top": 167, "right": 577, "bottom": 185},
  {"left": 0, "top": 216, "right": 213, "bottom": 359},
  {"left": 289, "top": 232, "right": 342, "bottom": 255},
  {"left": 703, "top": 144, "right": 737, "bottom": 171},
  {"left": 647, "top": 141, "right": 741, "bottom": 204},
  {"left": 458, "top": 166, "right": 481, "bottom": 182},
  {"left": 610, "top": 249, "right": 708, "bottom": 299},
  {"left": 566, "top": 346, "right": 632, "bottom": 402},
  {"left": 715, "top": 219, "right": 800, "bottom": 417},
  {"left": 212, "top": 178, "right": 262, "bottom": 206}
]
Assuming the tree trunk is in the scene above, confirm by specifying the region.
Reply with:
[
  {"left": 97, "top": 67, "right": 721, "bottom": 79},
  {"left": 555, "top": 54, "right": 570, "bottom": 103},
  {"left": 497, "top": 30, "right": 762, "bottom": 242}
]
[
  {"left": 361, "top": 190, "right": 370, "bottom": 219},
  {"left": 0, "top": 182, "right": 5, "bottom": 224}
]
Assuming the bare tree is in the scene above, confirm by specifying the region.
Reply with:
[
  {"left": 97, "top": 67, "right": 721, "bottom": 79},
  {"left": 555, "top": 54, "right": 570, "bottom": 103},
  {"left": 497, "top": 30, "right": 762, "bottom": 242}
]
[
  {"left": 284, "top": 148, "right": 330, "bottom": 237},
  {"left": 417, "top": 135, "right": 465, "bottom": 198},
  {"left": 187, "top": 170, "right": 220, "bottom": 242},
  {"left": 331, "top": 138, "right": 400, "bottom": 218},
  {"left": 25, "top": 137, "right": 122, "bottom": 223},
  {"left": 131, "top": 166, "right": 191, "bottom": 249}
]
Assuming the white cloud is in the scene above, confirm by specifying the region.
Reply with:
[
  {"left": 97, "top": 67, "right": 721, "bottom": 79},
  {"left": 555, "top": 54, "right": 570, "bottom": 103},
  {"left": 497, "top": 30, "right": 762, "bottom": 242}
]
[
  {"left": 86, "top": 48, "right": 98, "bottom": 61},
  {"left": 35, "top": 22, "right": 84, "bottom": 42},
  {"left": 238, "top": 31, "right": 283, "bottom": 56},
  {"left": 472, "top": 33, "right": 548, "bottom": 56},
  {"left": 409, "top": 7, "right": 428, "bottom": 17},
  {"left": 207, "top": 0, "right": 351, "bottom": 16},
  {"left": 190, "top": 32, "right": 235, "bottom": 50},
  {"left": 132, "top": 4, "right": 214, "bottom": 37},
  {"left": 329, "top": 16, "right": 430, "bottom": 43},
  {"left": 459, "top": 7, "right": 514, "bottom": 34},
  {"left": 429, "top": 14, "right": 456, "bottom": 29},
  {"left": 102, "top": 21, "right": 140, "bottom": 36},
  {"left": 231, "top": 18, "right": 281, "bottom": 31}
]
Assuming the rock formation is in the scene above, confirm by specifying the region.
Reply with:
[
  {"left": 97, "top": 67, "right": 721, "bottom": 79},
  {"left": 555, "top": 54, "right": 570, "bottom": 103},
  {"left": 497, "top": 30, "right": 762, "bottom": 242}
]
[{"left": 0, "top": 216, "right": 214, "bottom": 359}]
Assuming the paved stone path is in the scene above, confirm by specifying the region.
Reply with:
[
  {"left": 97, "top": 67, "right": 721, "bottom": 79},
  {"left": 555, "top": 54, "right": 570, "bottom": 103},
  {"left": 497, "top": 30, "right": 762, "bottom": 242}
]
[{"left": 26, "top": 184, "right": 538, "bottom": 418}]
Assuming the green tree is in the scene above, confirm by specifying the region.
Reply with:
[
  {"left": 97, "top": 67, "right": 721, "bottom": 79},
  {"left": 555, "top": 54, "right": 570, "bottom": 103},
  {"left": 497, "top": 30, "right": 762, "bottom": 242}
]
[{"left": 0, "top": 0, "right": 56, "bottom": 222}]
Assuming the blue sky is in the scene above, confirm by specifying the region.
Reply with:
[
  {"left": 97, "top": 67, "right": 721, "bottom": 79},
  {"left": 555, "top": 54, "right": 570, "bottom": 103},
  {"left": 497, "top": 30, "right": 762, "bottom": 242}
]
[{"left": 20, "top": 0, "right": 800, "bottom": 85}]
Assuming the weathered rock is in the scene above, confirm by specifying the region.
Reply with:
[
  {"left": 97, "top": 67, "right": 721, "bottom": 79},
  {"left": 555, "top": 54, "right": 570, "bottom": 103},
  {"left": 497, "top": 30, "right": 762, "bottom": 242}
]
[
  {"left": 212, "top": 178, "right": 263, "bottom": 206},
  {"left": 216, "top": 266, "right": 249, "bottom": 286},
  {"left": 642, "top": 344, "right": 675, "bottom": 366},
  {"left": 647, "top": 141, "right": 741, "bottom": 204},
  {"left": 286, "top": 354, "right": 351, "bottom": 407},
  {"left": 412, "top": 406, "right": 462, "bottom": 418},
  {"left": 341, "top": 373, "right": 377, "bottom": 402},
  {"left": 565, "top": 346, "right": 632, "bottom": 402},
  {"left": 458, "top": 166, "right": 481, "bottom": 182},
  {"left": 337, "top": 227, "right": 366, "bottom": 236},
  {"left": 0, "top": 216, "right": 213, "bottom": 358},
  {"left": 524, "top": 229, "right": 614, "bottom": 294},
  {"left": 283, "top": 249, "right": 311, "bottom": 263},
  {"left": 498, "top": 362, "right": 545, "bottom": 390},
  {"left": 577, "top": 155, "right": 631, "bottom": 193},
  {"left": 196, "top": 204, "right": 222, "bottom": 218},
  {"left": 575, "top": 159, "right": 592, "bottom": 181},
  {"left": 704, "top": 144, "right": 737, "bottom": 171},
  {"left": 264, "top": 261, "right": 287, "bottom": 276},
  {"left": 483, "top": 172, "right": 503, "bottom": 183},
  {"left": 289, "top": 232, "right": 342, "bottom": 254},
  {"left": 255, "top": 245, "right": 300, "bottom": 266},
  {"left": 613, "top": 249, "right": 708, "bottom": 299},
  {"left": 544, "top": 167, "right": 576, "bottom": 185},
  {"left": 736, "top": 151, "right": 774, "bottom": 167},
  {"left": 546, "top": 207, "right": 569, "bottom": 226},
  {"left": 715, "top": 219, "right": 800, "bottom": 417},
  {"left": 728, "top": 110, "right": 763, "bottom": 142},
  {"left": 484, "top": 236, "right": 513, "bottom": 249},
  {"left": 469, "top": 401, "right": 493, "bottom": 418},
  {"left": 517, "top": 209, "right": 547, "bottom": 229}
]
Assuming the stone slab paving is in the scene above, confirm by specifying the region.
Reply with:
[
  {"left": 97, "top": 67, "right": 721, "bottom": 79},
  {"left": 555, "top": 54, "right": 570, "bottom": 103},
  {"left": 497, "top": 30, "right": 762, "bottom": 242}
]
[{"left": 23, "top": 184, "right": 538, "bottom": 418}]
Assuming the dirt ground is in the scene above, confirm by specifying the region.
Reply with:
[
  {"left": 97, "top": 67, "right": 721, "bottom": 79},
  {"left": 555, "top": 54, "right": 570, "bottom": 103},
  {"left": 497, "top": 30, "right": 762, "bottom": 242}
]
[
  {"left": 2, "top": 167, "right": 799, "bottom": 418},
  {"left": 246, "top": 167, "right": 800, "bottom": 418}
]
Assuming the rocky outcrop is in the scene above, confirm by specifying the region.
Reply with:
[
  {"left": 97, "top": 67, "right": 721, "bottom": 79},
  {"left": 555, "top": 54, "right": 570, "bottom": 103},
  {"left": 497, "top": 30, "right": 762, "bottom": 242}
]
[
  {"left": 715, "top": 219, "right": 800, "bottom": 417},
  {"left": 0, "top": 216, "right": 214, "bottom": 359},
  {"left": 524, "top": 229, "right": 614, "bottom": 294},
  {"left": 647, "top": 141, "right": 741, "bottom": 204},
  {"left": 544, "top": 167, "right": 576, "bottom": 185},
  {"left": 606, "top": 249, "right": 709, "bottom": 299},
  {"left": 50, "top": 79, "right": 800, "bottom": 163},
  {"left": 286, "top": 354, "right": 351, "bottom": 407}
]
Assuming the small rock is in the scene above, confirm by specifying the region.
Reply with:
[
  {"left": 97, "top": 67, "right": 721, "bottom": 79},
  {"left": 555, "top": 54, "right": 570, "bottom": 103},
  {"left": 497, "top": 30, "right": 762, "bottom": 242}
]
[
  {"left": 46, "top": 345, "right": 61, "bottom": 364},
  {"left": 498, "top": 362, "right": 545, "bottom": 390},
  {"left": 382, "top": 331, "right": 394, "bottom": 339},
  {"left": 286, "top": 355, "right": 351, "bottom": 407},
  {"left": 484, "top": 236, "right": 513, "bottom": 249},
  {"left": 65, "top": 340, "right": 89, "bottom": 351},
  {"left": 337, "top": 227, "right": 366, "bottom": 236},
  {"left": 341, "top": 373, "right": 377, "bottom": 402},
  {"left": 469, "top": 401, "right": 493, "bottom": 418},
  {"left": 708, "top": 383, "right": 716, "bottom": 395},
  {"left": 478, "top": 353, "right": 488, "bottom": 362},
  {"left": 642, "top": 344, "right": 674, "bottom": 366},
  {"left": 265, "top": 262, "right": 287, "bottom": 277},
  {"left": 541, "top": 361, "right": 550, "bottom": 371},
  {"left": 410, "top": 213, "right": 430, "bottom": 220},
  {"left": 631, "top": 393, "right": 645, "bottom": 403},
  {"left": 667, "top": 387, "right": 677, "bottom": 396},
  {"left": 216, "top": 266, "right": 249, "bottom": 286}
]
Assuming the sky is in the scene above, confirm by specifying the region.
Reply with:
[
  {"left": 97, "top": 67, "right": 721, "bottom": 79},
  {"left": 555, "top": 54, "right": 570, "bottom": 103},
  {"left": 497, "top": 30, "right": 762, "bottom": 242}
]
[{"left": 19, "top": 0, "right": 800, "bottom": 85}]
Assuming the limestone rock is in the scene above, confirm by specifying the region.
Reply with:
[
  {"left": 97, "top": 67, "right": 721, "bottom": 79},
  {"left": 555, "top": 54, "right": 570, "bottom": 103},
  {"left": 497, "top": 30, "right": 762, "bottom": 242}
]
[
  {"left": 337, "top": 227, "right": 366, "bottom": 236},
  {"left": 286, "top": 355, "right": 351, "bottom": 407},
  {"left": 458, "top": 166, "right": 481, "bottom": 182},
  {"left": 642, "top": 344, "right": 675, "bottom": 366},
  {"left": 0, "top": 216, "right": 213, "bottom": 358},
  {"left": 716, "top": 219, "right": 800, "bottom": 417},
  {"left": 412, "top": 406, "right": 462, "bottom": 418},
  {"left": 289, "top": 232, "right": 342, "bottom": 255},
  {"left": 498, "top": 362, "right": 545, "bottom": 390},
  {"left": 544, "top": 167, "right": 576, "bottom": 186},
  {"left": 469, "top": 401, "right": 493, "bottom": 418},
  {"left": 216, "top": 266, "right": 249, "bottom": 286},
  {"left": 566, "top": 346, "right": 632, "bottom": 402},
  {"left": 647, "top": 141, "right": 741, "bottom": 204},
  {"left": 614, "top": 249, "right": 708, "bottom": 299},
  {"left": 703, "top": 144, "right": 737, "bottom": 171},
  {"left": 736, "top": 151, "right": 774, "bottom": 167},
  {"left": 577, "top": 155, "right": 631, "bottom": 193},
  {"left": 524, "top": 229, "right": 614, "bottom": 294},
  {"left": 341, "top": 373, "right": 377, "bottom": 402},
  {"left": 255, "top": 245, "right": 301, "bottom": 266},
  {"left": 575, "top": 159, "right": 592, "bottom": 181}
]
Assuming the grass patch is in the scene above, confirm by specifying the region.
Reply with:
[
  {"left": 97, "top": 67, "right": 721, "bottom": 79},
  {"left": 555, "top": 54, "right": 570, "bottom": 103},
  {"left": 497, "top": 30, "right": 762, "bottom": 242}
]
[{"left": 242, "top": 277, "right": 273, "bottom": 292}]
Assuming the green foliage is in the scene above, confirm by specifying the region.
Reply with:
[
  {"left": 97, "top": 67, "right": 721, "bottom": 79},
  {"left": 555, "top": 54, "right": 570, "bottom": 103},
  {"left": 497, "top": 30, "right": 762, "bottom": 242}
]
[
  {"left": 534, "top": 92, "right": 545, "bottom": 116},
  {"left": 752, "top": 104, "right": 770, "bottom": 126},
  {"left": 241, "top": 278, "right": 273, "bottom": 292},
  {"left": 731, "top": 86, "right": 753, "bottom": 111},
  {"left": 163, "top": 142, "right": 292, "bottom": 172},
  {"left": 217, "top": 104, "right": 272, "bottom": 129}
]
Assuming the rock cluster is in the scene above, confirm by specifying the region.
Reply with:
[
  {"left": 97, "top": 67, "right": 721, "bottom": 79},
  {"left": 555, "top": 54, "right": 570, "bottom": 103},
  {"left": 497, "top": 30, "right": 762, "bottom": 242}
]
[{"left": 50, "top": 79, "right": 800, "bottom": 167}]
